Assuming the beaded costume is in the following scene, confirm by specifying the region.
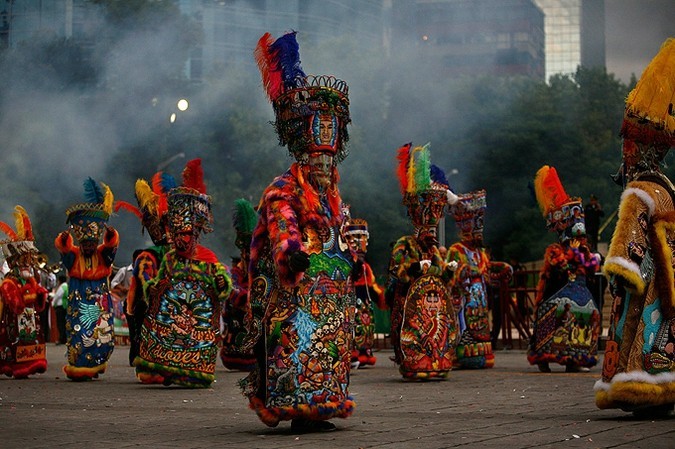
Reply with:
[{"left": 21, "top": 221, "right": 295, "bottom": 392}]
[
  {"left": 388, "top": 142, "right": 460, "bottom": 380},
  {"left": 55, "top": 179, "right": 119, "bottom": 381},
  {"left": 0, "top": 206, "right": 49, "bottom": 378},
  {"left": 240, "top": 32, "right": 356, "bottom": 429},
  {"left": 220, "top": 198, "right": 257, "bottom": 371},
  {"left": 595, "top": 39, "right": 675, "bottom": 415},
  {"left": 134, "top": 159, "right": 231, "bottom": 388},
  {"left": 528, "top": 166, "right": 601, "bottom": 372},
  {"left": 344, "top": 215, "right": 386, "bottom": 368}
]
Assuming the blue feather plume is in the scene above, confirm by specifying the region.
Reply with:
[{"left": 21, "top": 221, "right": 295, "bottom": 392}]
[
  {"left": 83, "top": 177, "right": 104, "bottom": 203},
  {"left": 159, "top": 172, "right": 177, "bottom": 193},
  {"left": 430, "top": 165, "right": 449, "bottom": 188},
  {"left": 270, "top": 31, "right": 306, "bottom": 92}
]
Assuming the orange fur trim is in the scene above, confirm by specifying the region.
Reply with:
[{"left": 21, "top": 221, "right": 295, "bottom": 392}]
[
  {"left": 650, "top": 211, "right": 675, "bottom": 317},
  {"left": 599, "top": 380, "right": 675, "bottom": 408},
  {"left": 63, "top": 362, "right": 107, "bottom": 380}
]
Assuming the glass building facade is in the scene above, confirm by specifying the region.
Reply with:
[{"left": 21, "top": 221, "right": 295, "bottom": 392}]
[{"left": 533, "top": 0, "right": 605, "bottom": 80}]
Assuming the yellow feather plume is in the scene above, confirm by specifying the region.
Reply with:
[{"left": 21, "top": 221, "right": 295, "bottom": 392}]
[
  {"left": 625, "top": 38, "right": 675, "bottom": 135},
  {"left": 101, "top": 182, "right": 114, "bottom": 216},
  {"left": 13, "top": 205, "right": 33, "bottom": 241},
  {"left": 135, "top": 179, "right": 158, "bottom": 216}
]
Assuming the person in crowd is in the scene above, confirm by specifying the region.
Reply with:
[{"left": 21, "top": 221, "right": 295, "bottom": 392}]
[
  {"left": 220, "top": 198, "right": 257, "bottom": 371},
  {"left": 240, "top": 32, "right": 357, "bottom": 433},
  {"left": 447, "top": 190, "right": 509, "bottom": 369},
  {"left": 0, "top": 205, "right": 49, "bottom": 378},
  {"left": 36, "top": 254, "right": 56, "bottom": 343},
  {"left": 114, "top": 172, "right": 174, "bottom": 366},
  {"left": 134, "top": 159, "right": 231, "bottom": 388},
  {"left": 595, "top": 38, "right": 675, "bottom": 417},
  {"left": 387, "top": 142, "right": 460, "bottom": 380},
  {"left": 52, "top": 274, "right": 68, "bottom": 345},
  {"left": 583, "top": 194, "right": 604, "bottom": 252},
  {"left": 528, "top": 166, "right": 601, "bottom": 373},
  {"left": 55, "top": 178, "right": 119, "bottom": 381},
  {"left": 343, "top": 212, "right": 386, "bottom": 368}
]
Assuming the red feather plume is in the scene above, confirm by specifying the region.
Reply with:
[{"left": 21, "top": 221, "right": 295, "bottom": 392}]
[
  {"left": 396, "top": 142, "right": 412, "bottom": 194},
  {"left": 182, "top": 158, "right": 206, "bottom": 194},
  {"left": 114, "top": 200, "right": 142, "bottom": 219},
  {"left": 0, "top": 221, "right": 18, "bottom": 241},
  {"left": 255, "top": 32, "right": 284, "bottom": 102}
]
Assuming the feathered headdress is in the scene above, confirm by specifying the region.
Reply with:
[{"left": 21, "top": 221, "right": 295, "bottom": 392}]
[
  {"left": 167, "top": 158, "right": 213, "bottom": 235},
  {"left": 0, "top": 205, "right": 39, "bottom": 263},
  {"left": 255, "top": 31, "right": 351, "bottom": 162},
  {"left": 232, "top": 198, "right": 258, "bottom": 252},
  {"left": 621, "top": 38, "right": 675, "bottom": 147},
  {"left": 396, "top": 142, "right": 457, "bottom": 228},
  {"left": 65, "top": 178, "right": 114, "bottom": 242},
  {"left": 114, "top": 172, "right": 177, "bottom": 246},
  {"left": 533, "top": 166, "right": 584, "bottom": 239}
]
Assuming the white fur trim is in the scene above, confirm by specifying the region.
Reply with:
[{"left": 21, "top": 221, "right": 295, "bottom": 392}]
[
  {"left": 595, "top": 371, "right": 675, "bottom": 391},
  {"left": 622, "top": 187, "right": 656, "bottom": 217},
  {"left": 604, "top": 256, "right": 641, "bottom": 278}
]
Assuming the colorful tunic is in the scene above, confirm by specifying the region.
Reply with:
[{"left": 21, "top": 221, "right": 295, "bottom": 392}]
[
  {"left": 241, "top": 165, "right": 356, "bottom": 427},
  {"left": 55, "top": 230, "right": 118, "bottom": 380},
  {"left": 528, "top": 243, "right": 600, "bottom": 369},
  {"left": 447, "top": 242, "right": 494, "bottom": 369},
  {"left": 0, "top": 276, "right": 48, "bottom": 378},
  {"left": 126, "top": 245, "right": 165, "bottom": 367},
  {"left": 220, "top": 261, "right": 255, "bottom": 371},
  {"left": 351, "top": 261, "right": 385, "bottom": 367},
  {"left": 595, "top": 177, "right": 675, "bottom": 410},
  {"left": 388, "top": 235, "right": 459, "bottom": 380},
  {"left": 134, "top": 246, "right": 230, "bottom": 388}
]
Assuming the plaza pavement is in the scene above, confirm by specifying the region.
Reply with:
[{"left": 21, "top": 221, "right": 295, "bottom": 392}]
[{"left": 0, "top": 344, "right": 672, "bottom": 449}]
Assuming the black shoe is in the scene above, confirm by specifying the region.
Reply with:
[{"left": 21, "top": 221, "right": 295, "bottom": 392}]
[
  {"left": 291, "top": 419, "right": 337, "bottom": 433},
  {"left": 537, "top": 363, "right": 551, "bottom": 373}
]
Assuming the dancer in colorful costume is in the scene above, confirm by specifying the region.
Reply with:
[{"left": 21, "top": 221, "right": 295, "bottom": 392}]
[
  {"left": 387, "top": 142, "right": 460, "bottom": 380},
  {"left": 447, "top": 190, "right": 502, "bottom": 369},
  {"left": 114, "top": 172, "right": 173, "bottom": 366},
  {"left": 595, "top": 38, "right": 675, "bottom": 416},
  {"left": 220, "top": 198, "right": 257, "bottom": 371},
  {"left": 0, "top": 206, "right": 49, "bottom": 378},
  {"left": 134, "top": 159, "right": 231, "bottom": 388},
  {"left": 240, "top": 31, "right": 356, "bottom": 432},
  {"left": 344, "top": 214, "right": 386, "bottom": 368},
  {"left": 528, "top": 166, "right": 600, "bottom": 373},
  {"left": 55, "top": 178, "right": 119, "bottom": 380}
]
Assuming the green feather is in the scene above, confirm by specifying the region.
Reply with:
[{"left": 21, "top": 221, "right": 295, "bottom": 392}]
[
  {"left": 414, "top": 143, "right": 432, "bottom": 192},
  {"left": 232, "top": 198, "right": 258, "bottom": 234}
]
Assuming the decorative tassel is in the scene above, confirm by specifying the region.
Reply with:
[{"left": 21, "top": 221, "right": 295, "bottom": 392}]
[
  {"left": 534, "top": 165, "right": 569, "bottom": 217},
  {"left": 396, "top": 142, "right": 412, "bottom": 194},
  {"left": 182, "top": 158, "right": 206, "bottom": 194}
]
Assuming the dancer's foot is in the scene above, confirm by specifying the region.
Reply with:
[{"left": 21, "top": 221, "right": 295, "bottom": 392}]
[{"left": 537, "top": 363, "right": 551, "bottom": 373}]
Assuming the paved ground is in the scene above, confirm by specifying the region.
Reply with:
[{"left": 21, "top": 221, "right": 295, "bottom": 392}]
[{"left": 0, "top": 344, "right": 672, "bottom": 449}]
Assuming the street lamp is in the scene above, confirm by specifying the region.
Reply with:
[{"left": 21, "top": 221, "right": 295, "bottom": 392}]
[{"left": 157, "top": 152, "right": 186, "bottom": 171}]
